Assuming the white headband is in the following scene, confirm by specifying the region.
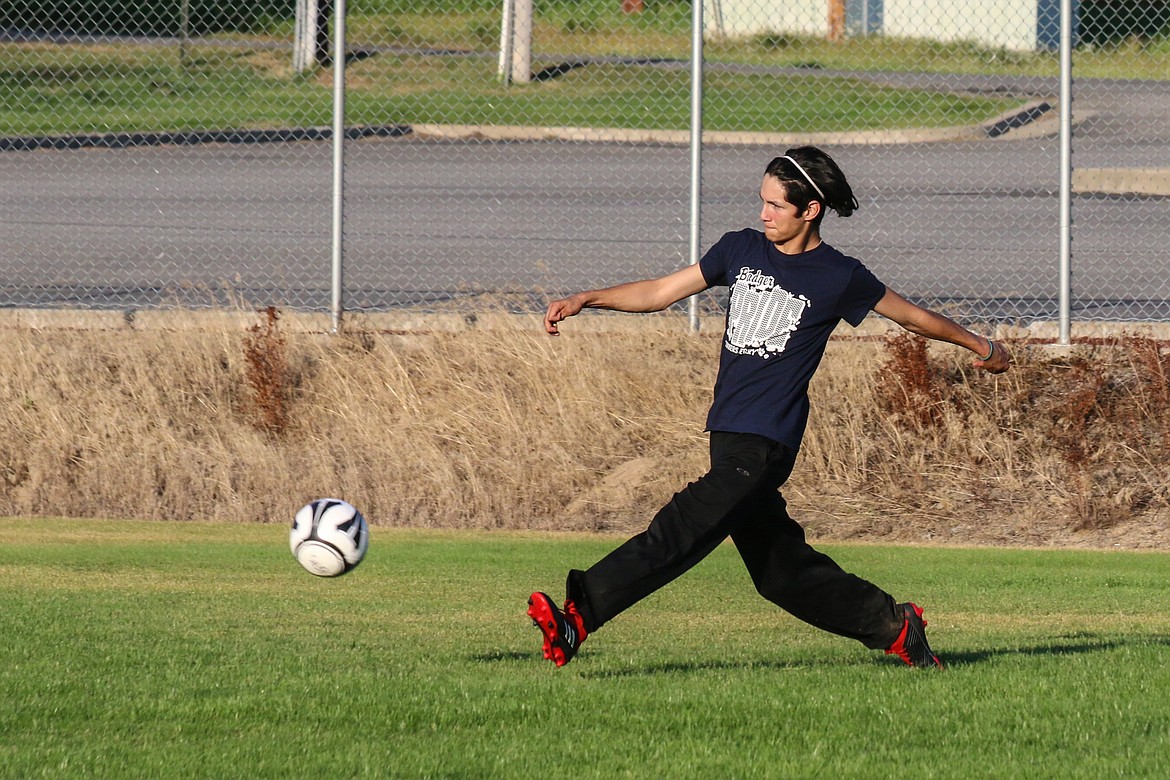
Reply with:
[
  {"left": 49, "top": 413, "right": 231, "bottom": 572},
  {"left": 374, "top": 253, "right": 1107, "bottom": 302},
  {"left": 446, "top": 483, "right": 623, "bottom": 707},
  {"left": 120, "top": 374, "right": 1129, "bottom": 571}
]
[{"left": 781, "top": 155, "right": 826, "bottom": 202}]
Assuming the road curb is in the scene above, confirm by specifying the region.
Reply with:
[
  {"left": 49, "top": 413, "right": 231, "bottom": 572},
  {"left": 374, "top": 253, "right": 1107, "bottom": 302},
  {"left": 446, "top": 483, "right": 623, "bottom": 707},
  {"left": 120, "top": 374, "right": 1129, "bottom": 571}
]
[
  {"left": 3, "top": 108, "right": 1165, "bottom": 196},
  {"left": 0, "top": 95, "right": 1068, "bottom": 152},
  {"left": 410, "top": 99, "right": 1060, "bottom": 147},
  {"left": 409, "top": 122, "right": 990, "bottom": 146},
  {"left": 1073, "top": 168, "right": 1170, "bottom": 197},
  {"left": 0, "top": 125, "right": 411, "bottom": 152}
]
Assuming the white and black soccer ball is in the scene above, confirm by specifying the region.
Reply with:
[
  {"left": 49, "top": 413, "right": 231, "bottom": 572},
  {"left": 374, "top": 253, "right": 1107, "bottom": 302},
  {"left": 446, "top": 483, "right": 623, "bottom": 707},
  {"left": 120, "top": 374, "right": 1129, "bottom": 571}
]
[{"left": 290, "top": 499, "right": 369, "bottom": 577}]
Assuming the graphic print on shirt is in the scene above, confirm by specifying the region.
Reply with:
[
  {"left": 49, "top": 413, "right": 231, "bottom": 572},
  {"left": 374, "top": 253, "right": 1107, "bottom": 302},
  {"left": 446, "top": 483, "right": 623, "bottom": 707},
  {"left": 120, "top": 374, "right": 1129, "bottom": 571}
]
[{"left": 725, "top": 267, "right": 810, "bottom": 358}]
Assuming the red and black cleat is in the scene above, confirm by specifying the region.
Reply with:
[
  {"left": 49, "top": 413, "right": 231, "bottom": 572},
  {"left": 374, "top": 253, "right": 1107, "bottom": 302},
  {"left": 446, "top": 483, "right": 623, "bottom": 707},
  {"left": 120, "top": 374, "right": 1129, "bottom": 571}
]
[
  {"left": 885, "top": 602, "right": 943, "bottom": 669},
  {"left": 527, "top": 591, "right": 587, "bottom": 667}
]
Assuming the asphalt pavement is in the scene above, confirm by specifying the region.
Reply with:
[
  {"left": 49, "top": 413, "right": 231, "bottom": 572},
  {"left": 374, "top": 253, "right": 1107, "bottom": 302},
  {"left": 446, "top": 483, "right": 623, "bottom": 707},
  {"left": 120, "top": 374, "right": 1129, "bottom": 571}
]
[{"left": 1, "top": 73, "right": 1166, "bottom": 320}]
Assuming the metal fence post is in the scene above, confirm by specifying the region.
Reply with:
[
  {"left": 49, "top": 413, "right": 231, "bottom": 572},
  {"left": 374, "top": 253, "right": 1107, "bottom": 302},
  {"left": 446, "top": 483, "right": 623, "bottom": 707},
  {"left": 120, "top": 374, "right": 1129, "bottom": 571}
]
[
  {"left": 1059, "top": 0, "right": 1073, "bottom": 345},
  {"left": 498, "top": 0, "right": 515, "bottom": 85},
  {"left": 687, "top": 0, "right": 703, "bottom": 333},
  {"left": 179, "top": 0, "right": 191, "bottom": 67},
  {"left": 330, "top": 0, "right": 347, "bottom": 334}
]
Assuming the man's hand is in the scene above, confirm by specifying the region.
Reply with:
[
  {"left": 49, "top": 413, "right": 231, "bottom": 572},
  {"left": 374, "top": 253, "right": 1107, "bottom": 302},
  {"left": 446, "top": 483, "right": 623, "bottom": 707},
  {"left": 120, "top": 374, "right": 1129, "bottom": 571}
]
[
  {"left": 975, "top": 338, "right": 1011, "bottom": 374},
  {"left": 544, "top": 295, "right": 584, "bottom": 336},
  {"left": 542, "top": 266, "right": 710, "bottom": 336}
]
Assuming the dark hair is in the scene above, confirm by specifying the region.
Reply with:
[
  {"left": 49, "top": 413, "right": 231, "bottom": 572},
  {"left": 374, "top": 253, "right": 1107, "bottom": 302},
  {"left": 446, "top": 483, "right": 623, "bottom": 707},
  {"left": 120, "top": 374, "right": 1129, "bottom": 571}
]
[{"left": 764, "top": 146, "right": 859, "bottom": 224}]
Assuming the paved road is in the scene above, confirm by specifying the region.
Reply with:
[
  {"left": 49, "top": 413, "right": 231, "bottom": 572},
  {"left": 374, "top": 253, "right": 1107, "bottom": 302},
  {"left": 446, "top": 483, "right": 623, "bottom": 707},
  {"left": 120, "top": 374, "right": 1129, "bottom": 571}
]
[{"left": 1, "top": 77, "right": 1166, "bottom": 321}]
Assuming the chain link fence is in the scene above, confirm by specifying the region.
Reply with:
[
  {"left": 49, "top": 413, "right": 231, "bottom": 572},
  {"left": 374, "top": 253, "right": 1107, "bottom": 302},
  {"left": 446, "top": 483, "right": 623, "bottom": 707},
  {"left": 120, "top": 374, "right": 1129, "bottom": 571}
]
[
  {"left": 1071, "top": 1, "right": 1170, "bottom": 320},
  {"left": 1, "top": 1, "right": 1166, "bottom": 321}
]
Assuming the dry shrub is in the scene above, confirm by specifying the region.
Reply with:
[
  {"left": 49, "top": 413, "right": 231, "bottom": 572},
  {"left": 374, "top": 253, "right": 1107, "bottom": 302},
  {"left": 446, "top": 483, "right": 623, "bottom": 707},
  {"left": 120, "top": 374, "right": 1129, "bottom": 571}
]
[
  {"left": 0, "top": 325, "right": 246, "bottom": 521},
  {"left": 3, "top": 316, "right": 1170, "bottom": 549},
  {"left": 1124, "top": 336, "right": 1170, "bottom": 451},
  {"left": 875, "top": 332, "right": 942, "bottom": 429},
  {"left": 242, "top": 306, "right": 290, "bottom": 435},
  {"left": 0, "top": 316, "right": 714, "bottom": 529},
  {"left": 297, "top": 324, "right": 716, "bottom": 531},
  {"left": 797, "top": 335, "right": 1170, "bottom": 545}
]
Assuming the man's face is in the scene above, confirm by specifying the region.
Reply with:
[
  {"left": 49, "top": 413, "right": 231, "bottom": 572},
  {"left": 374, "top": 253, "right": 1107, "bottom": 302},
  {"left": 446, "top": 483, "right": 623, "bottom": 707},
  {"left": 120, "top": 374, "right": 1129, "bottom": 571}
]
[{"left": 758, "top": 175, "right": 811, "bottom": 245}]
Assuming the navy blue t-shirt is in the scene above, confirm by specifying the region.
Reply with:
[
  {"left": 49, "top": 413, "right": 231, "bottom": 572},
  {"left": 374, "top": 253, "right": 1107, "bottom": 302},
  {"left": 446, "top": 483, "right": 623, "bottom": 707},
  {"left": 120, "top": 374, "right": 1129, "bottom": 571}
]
[{"left": 699, "top": 229, "right": 886, "bottom": 451}]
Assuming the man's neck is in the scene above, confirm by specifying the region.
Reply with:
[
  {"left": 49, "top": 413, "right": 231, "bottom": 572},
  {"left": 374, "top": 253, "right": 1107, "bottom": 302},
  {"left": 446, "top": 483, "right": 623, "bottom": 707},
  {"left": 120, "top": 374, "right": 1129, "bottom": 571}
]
[{"left": 773, "top": 230, "right": 822, "bottom": 255}]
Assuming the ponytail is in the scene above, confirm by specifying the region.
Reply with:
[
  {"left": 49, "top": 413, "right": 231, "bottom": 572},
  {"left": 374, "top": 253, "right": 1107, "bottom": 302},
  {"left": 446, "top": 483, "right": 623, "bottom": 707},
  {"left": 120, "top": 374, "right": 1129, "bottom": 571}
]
[{"left": 765, "top": 147, "right": 859, "bottom": 221}]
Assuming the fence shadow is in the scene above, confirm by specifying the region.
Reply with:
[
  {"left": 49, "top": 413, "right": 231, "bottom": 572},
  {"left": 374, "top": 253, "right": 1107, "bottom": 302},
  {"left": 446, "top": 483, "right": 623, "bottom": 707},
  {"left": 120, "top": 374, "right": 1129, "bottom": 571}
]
[{"left": 940, "top": 633, "right": 1170, "bottom": 667}]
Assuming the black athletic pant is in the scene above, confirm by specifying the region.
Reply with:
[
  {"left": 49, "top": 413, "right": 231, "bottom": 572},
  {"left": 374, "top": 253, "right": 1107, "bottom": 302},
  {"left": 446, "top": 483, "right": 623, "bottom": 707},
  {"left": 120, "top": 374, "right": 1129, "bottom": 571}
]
[{"left": 565, "top": 431, "right": 904, "bottom": 650}]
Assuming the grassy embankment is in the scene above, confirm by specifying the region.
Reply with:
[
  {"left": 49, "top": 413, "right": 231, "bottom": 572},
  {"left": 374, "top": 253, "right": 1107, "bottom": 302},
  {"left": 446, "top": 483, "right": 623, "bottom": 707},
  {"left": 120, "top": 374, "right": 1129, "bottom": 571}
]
[
  {"left": 3, "top": 310, "right": 1170, "bottom": 549},
  {"left": 17, "top": 0, "right": 1168, "bottom": 138}
]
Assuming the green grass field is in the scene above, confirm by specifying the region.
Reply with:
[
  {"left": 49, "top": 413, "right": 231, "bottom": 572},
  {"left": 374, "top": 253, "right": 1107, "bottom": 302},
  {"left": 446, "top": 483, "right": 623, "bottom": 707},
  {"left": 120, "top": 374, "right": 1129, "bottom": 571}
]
[
  {"left": 6, "top": 0, "right": 1168, "bottom": 139},
  {"left": 0, "top": 46, "right": 1019, "bottom": 137},
  {"left": 2, "top": 519, "right": 1169, "bottom": 778}
]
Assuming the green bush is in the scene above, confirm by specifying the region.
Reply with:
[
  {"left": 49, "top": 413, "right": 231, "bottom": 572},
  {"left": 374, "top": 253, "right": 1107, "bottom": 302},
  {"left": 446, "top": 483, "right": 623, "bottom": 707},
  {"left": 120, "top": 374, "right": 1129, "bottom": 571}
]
[{"left": 0, "top": 0, "right": 293, "bottom": 36}]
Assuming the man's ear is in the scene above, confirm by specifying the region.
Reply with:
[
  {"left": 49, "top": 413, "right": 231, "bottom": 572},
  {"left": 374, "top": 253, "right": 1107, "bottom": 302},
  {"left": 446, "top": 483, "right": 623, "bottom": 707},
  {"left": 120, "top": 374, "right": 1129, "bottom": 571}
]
[{"left": 803, "top": 200, "right": 822, "bottom": 222}]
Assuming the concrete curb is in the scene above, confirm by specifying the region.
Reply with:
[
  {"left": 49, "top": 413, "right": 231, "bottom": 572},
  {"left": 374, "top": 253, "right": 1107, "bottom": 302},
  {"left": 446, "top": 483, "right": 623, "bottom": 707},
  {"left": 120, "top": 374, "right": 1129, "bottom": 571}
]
[
  {"left": 2, "top": 104, "right": 1164, "bottom": 196},
  {"left": 0, "top": 125, "right": 410, "bottom": 152},
  {"left": 410, "top": 122, "right": 990, "bottom": 146},
  {"left": 6, "top": 307, "right": 1170, "bottom": 342},
  {"left": 0, "top": 95, "right": 1072, "bottom": 152},
  {"left": 1073, "top": 168, "right": 1170, "bottom": 197},
  {"left": 411, "top": 99, "right": 1061, "bottom": 147},
  {"left": 414, "top": 112, "right": 1163, "bottom": 197},
  {"left": 0, "top": 118, "right": 1004, "bottom": 154}
]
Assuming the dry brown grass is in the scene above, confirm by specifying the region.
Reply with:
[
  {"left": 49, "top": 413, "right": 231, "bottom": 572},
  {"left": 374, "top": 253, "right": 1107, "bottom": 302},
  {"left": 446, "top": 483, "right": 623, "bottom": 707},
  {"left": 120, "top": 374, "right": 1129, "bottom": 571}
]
[{"left": 3, "top": 311, "right": 1170, "bottom": 550}]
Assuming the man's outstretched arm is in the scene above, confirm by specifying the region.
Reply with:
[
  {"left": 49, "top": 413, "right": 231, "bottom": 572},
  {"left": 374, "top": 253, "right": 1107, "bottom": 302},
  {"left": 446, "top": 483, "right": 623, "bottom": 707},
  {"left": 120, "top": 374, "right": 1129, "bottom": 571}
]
[
  {"left": 873, "top": 288, "right": 1010, "bottom": 374},
  {"left": 544, "top": 264, "right": 710, "bottom": 335}
]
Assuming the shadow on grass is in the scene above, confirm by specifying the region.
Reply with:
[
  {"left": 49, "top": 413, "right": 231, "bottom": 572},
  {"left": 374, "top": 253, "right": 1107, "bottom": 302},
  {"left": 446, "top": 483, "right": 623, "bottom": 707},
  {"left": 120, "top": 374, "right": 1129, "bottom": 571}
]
[
  {"left": 471, "top": 633, "right": 1170, "bottom": 675},
  {"left": 471, "top": 650, "right": 534, "bottom": 663},
  {"left": 940, "top": 632, "right": 1170, "bottom": 667},
  {"left": 577, "top": 658, "right": 821, "bottom": 679},
  {"left": 532, "top": 61, "right": 588, "bottom": 82},
  {"left": 470, "top": 650, "right": 844, "bottom": 675}
]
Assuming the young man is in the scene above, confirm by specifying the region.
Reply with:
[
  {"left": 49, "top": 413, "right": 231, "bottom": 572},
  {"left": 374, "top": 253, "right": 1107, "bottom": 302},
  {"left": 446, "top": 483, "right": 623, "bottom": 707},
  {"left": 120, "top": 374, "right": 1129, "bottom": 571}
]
[{"left": 528, "top": 147, "right": 1010, "bottom": 669}]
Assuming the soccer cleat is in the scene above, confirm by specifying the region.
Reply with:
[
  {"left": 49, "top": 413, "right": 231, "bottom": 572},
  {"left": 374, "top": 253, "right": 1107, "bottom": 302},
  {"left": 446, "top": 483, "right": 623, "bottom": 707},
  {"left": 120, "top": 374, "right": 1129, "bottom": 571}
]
[
  {"left": 527, "top": 592, "right": 587, "bottom": 667},
  {"left": 885, "top": 602, "right": 943, "bottom": 669}
]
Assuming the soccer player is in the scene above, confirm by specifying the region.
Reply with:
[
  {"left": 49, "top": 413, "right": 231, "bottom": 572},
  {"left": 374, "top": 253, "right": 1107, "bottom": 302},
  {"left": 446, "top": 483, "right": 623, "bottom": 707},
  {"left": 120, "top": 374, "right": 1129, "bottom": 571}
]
[{"left": 528, "top": 147, "right": 1011, "bottom": 669}]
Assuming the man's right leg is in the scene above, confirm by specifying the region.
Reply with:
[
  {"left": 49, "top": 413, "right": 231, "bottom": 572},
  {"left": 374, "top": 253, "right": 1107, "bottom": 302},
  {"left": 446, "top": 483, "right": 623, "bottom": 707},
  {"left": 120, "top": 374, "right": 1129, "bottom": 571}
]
[{"left": 565, "top": 433, "right": 797, "bottom": 634}]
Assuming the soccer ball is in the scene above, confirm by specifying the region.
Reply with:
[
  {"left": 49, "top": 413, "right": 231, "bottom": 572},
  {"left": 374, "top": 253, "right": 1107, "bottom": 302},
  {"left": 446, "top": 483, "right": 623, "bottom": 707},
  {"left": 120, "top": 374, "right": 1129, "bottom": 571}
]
[{"left": 290, "top": 498, "right": 369, "bottom": 577}]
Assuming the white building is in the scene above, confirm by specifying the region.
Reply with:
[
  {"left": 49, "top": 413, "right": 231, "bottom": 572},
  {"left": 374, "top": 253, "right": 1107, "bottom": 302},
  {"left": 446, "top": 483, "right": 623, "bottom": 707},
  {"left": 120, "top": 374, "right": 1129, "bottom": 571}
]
[{"left": 704, "top": 0, "right": 1070, "bottom": 51}]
